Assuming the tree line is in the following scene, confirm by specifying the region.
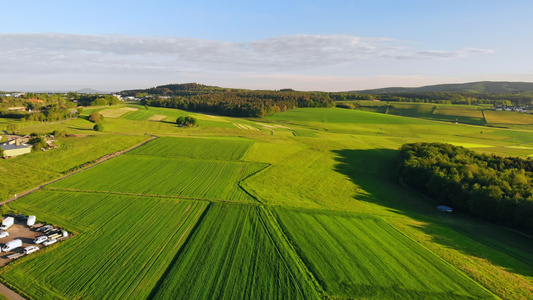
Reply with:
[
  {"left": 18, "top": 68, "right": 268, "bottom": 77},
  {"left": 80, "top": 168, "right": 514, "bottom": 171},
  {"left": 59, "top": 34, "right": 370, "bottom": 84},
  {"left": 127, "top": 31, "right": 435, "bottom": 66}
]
[
  {"left": 398, "top": 142, "right": 533, "bottom": 233},
  {"left": 139, "top": 88, "right": 335, "bottom": 117}
]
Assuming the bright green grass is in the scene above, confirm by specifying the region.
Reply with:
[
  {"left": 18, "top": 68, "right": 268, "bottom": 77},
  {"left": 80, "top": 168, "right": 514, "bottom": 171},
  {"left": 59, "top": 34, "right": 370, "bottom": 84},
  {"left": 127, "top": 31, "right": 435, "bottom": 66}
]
[
  {"left": 0, "top": 134, "right": 148, "bottom": 201},
  {"left": 123, "top": 106, "right": 189, "bottom": 121},
  {"left": 2, "top": 191, "right": 208, "bottom": 300},
  {"left": 150, "top": 203, "right": 319, "bottom": 300},
  {"left": 274, "top": 208, "right": 495, "bottom": 299},
  {"left": 127, "top": 136, "right": 253, "bottom": 160},
  {"left": 50, "top": 156, "right": 267, "bottom": 202}
]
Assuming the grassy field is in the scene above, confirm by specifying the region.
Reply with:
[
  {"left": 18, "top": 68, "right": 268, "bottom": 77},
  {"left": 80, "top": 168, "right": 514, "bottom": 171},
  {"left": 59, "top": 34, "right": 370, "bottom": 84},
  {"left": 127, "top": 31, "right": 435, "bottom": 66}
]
[
  {"left": 1, "top": 191, "right": 208, "bottom": 300},
  {"left": 274, "top": 208, "right": 494, "bottom": 299},
  {"left": 151, "top": 203, "right": 319, "bottom": 300},
  {"left": 2, "top": 106, "right": 533, "bottom": 299},
  {"left": 127, "top": 136, "right": 253, "bottom": 160},
  {"left": 484, "top": 110, "right": 533, "bottom": 125},
  {"left": 49, "top": 155, "right": 267, "bottom": 202},
  {"left": 0, "top": 134, "right": 148, "bottom": 201}
]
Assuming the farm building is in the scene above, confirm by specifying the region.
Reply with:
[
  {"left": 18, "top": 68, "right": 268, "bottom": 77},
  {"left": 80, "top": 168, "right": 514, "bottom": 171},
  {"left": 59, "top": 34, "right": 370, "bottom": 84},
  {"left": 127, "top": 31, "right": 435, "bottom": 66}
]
[{"left": 1, "top": 139, "right": 31, "bottom": 158}]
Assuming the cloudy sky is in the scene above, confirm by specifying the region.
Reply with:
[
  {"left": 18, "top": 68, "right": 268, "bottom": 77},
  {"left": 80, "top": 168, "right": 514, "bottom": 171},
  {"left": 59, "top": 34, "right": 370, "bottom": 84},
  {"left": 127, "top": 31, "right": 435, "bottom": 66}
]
[{"left": 1, "top": 0, "right": 532, "bottom": 92}]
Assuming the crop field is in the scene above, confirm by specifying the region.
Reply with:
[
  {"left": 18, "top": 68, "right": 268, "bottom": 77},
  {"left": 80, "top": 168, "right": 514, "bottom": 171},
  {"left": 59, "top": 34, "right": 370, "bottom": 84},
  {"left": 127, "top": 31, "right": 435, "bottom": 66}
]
[
  {"left": 49, "top": 155, "right": 266, "bottom": 202},
  {"left": 274, "top": 208, "right": 494, "bottom": 299},
  {"left": 2, "top": 191, "right": 208, "bottom": 300},
  {"left": 150, "top": 203, "right": 319, "bottom": 300},
  {"left": 0, "top": 134, "right": 148, "bottom": 201},
  {"left": 127, "top": 136, "right": 253, "bottom": 160},
  {"left": 3, "top": 106, "right": 533, "bottom": 299},
  {"left": 484, "top": 110, "right": 533, "bottom": 124},
  {"left": 99, "top": 107, "right": 138, "bottom": 118}
]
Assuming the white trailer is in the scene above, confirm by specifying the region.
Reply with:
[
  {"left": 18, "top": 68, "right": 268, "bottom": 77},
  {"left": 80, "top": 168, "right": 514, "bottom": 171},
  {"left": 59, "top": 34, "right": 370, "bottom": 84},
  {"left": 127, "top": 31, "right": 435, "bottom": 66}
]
[
  {"left": 1, "top": 217, "right": 14, "bottom": 230},
  {"left": 2, "top": 239, "right": 22, "bottom": 252},
  {"left": 27, "top": 215, "right": 36, "bottom": 226}
]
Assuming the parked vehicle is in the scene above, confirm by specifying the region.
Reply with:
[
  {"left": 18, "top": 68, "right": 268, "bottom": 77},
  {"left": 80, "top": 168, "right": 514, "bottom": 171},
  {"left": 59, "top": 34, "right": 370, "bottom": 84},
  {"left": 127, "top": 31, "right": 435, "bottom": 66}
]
[
  {"left": 0, "top": 231, "right": 9, "bottom": 238},
  {"left": 2, "top": 239, "right": 22, "bottom": 252},
  {"left": 1, "top": 217, "right": 14, "bottom": 230},
  {"left": 33, "top": 235, "right": 48, "bottom": 244},
  {"left": 42, "top": 238, "right": 57, "bottom": 246},
  {"left": 15, "top": 214, "right": 27, "bottom": 221},
  {"left": 24, "top": 246, "right": 39, "bottom": 255},
  {"left": 37, "top": 225, "right": 53, "bottom": 232},
  {"left": 27, "top": 215, "right": 36, "bottom": 226}
]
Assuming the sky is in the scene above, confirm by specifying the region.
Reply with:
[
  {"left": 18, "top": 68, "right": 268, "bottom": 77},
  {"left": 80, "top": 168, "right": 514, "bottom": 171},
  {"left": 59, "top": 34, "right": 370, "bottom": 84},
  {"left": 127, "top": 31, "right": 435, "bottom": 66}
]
[{"left": 1, "top": 0, "right": 532, "bottom": 92}]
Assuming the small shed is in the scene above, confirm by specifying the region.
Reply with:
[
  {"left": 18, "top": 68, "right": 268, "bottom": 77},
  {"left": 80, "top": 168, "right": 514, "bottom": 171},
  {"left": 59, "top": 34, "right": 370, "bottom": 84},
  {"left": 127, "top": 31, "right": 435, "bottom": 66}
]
[{"left": 437, "top": 205, "right": 453, "bottom": 213}]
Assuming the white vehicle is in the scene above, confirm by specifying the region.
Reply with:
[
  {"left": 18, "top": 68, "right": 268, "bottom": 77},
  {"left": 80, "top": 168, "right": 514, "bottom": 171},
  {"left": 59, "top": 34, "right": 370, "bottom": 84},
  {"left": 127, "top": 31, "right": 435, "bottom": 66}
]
[
  {"left": 33, "top": 235, "right": 48, "bottom": 244},
  {"left": 27, "top": 215, "right": 36, "bottom": 226},
  {"left": 2, "top": 239, "right": 22, "bottom": 252},
  {"left": 1, "top": 217, "right": 14, "bottom": 230},
  {"left": 24, "top": 246, "right": 39, "bottom": 255},
  {"left": 0, "top": 231, "right": 9, "bottom": 238},
  {"left": 42, "top": 238, "right": 57, "bottom": 246}
]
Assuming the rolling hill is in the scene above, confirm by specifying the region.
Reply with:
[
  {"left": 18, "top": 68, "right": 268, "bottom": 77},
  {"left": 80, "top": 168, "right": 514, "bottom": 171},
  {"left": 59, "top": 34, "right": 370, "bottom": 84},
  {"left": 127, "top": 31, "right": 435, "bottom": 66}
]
[{"left": 355, "top": 81, "right": 533, "bottom": 94}]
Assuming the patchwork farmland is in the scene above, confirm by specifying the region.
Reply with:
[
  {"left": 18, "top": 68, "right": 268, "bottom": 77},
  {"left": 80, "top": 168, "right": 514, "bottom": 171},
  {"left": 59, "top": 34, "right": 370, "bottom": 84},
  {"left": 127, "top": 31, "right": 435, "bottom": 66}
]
[{"left": 1, "top": 105, "right": 532, "bottom": 299}]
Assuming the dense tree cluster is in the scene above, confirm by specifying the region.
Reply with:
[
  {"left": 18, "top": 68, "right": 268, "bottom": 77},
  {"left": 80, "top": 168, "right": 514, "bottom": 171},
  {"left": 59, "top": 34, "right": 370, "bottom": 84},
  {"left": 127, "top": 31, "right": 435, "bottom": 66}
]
[
  {"left": 139, "top": 86, "right": 335, "bottom": 117},
  {"left": 175, "top": 116, "right": 197, "bottom": 127},
  {"left": 360, "top": 92, "right": 532, "bottom": 106},
  {"left": 398, "top": 142, "right": 533, "bottom": 233}
]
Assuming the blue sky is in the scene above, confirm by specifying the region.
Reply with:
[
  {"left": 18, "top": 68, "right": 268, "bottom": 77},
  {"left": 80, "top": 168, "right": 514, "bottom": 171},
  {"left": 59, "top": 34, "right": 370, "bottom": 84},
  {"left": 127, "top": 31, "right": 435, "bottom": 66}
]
[{"left": 1, "top": 0, "right": 532, "bottom": 91}]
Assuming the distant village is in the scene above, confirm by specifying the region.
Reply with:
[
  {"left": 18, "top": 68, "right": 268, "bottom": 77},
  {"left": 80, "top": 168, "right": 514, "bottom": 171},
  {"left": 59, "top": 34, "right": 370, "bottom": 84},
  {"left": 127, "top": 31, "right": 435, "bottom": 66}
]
[{"left": 492, "top": 103, "right": 532, "bottom": 113}]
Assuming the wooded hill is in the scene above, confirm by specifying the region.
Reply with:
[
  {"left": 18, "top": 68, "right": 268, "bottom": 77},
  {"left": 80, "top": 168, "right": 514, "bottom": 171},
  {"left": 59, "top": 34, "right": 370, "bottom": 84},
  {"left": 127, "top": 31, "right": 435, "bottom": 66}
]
[{"left": 355, "top": 81, "right": 533, "bottom": 94}]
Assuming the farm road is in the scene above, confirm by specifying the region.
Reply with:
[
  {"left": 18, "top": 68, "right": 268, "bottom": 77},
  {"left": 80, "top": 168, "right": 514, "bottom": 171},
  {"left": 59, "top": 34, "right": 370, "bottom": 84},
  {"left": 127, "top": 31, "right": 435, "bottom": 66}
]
[{"left": 0, "top": 283, "right": 25, "bottom": 300}]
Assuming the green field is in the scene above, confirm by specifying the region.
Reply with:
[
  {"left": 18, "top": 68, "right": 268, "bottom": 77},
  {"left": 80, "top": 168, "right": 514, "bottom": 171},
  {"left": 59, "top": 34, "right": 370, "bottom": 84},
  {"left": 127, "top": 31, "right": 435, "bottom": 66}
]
[
  {"left": 49, "top": 155, "right": 266, "bottom": 202},
  {"left": 151, "top": 203, "right": 319, "bottom": 300},
  {"left": 127, "top": 136, "right": 253, "bottom": 160},
  {"left": 2, "top": 105, "right": 533, "bottom": 300},
  {"left": 484, "top": 110, "right": 533, "bottom": 125},
  {"left": 275, "top": 208, "right": 494, "bottom": 299},
  {"left": 2, "top": 191, "right": 208, "bottom": 300}
]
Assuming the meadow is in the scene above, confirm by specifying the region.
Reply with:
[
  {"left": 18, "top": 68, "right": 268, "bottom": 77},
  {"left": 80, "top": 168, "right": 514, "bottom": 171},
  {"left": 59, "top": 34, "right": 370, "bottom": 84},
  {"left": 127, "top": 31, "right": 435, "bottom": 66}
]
[
  {"left": 127, "top": 136, "right": 253, "bottom": 160},
  {"left": 1, "top": 191, "right": 208, "bottom": 300},
  {"left": 274, "top": 208, "right": 494, "bottom": 299},
  {"left": 49, "top": 155, "right": 267, "bottom": 202},
  {"left": 1, "top": 105, "right": 533, "bottom": 299},
  {"left": 151, "top": 203, "right": 319, "bottom": 300}
]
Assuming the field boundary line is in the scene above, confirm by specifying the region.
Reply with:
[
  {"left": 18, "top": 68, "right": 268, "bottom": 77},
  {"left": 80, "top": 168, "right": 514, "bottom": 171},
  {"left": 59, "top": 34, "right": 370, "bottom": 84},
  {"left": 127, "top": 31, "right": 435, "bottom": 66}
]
[
  {"left": 237, "top": 164, "right": 273, "bottom": 204},
  {"left": 383, "top": 218, "right": 500, "bottom": 299},
  {"left": 146, "top": 202, "right": 212, "bottom": 299},
  {"left": 263, "top": 207, "right": 326, "bottom": 297},
  {"left": 0, "top": 135, "right": 157, "bottom": 206}
]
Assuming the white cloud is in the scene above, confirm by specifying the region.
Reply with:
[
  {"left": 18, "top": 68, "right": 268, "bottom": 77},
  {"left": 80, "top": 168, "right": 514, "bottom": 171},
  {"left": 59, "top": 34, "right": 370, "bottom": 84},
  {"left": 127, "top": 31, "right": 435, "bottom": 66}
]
[{"left": 0, "top": 33, "right": 494, "bottom": 74}]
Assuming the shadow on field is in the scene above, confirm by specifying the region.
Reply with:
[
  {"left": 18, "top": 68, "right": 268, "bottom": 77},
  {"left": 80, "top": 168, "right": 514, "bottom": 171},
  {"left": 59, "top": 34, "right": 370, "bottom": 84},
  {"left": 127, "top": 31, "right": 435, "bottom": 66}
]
[{"left": 332, "top": 148, "right": 533, "bottom": 278}]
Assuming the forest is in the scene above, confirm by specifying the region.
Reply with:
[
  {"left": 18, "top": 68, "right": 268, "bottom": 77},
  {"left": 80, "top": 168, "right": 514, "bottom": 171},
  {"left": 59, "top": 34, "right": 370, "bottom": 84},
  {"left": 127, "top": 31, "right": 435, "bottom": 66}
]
[{"left": 398, "top": 142, "right": 533, "bottom": 233}]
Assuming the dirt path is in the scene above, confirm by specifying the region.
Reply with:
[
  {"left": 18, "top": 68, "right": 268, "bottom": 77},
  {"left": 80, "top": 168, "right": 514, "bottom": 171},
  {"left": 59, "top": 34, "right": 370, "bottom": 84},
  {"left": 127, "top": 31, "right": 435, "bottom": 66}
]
[{"left": 0, "top": 283, "right": 25, "bottom": 300}]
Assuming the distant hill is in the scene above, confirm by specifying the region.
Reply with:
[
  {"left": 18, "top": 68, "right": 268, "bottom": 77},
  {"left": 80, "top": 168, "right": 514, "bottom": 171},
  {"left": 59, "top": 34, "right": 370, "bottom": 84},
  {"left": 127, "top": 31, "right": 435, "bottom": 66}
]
[
  {"left": 76, "top": 88, "right": 109, "bottom": 94},
  {"left": 355, "top": 81, "right": 533, "bottom": 94}
]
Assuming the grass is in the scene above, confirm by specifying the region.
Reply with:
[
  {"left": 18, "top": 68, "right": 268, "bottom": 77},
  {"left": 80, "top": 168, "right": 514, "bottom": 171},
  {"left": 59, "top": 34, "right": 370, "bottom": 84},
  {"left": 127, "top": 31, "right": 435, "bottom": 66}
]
[
  {"left": 0, "top": 134, "right": 148, "bottom": 201},
  {"left": 1, "top": 191, "right": 208, "bottom": 300},
  {"left": 127, "top": 136, "right": 253, "bottom": 160},
  {"left": 150, "top": 203, "right": 320, "bottom": 300},
  {"left": 484, "top": 110, "right": 533, "bottom": 125},
  {"left": 49, "top": 155, "right": 267, "bottom": 202},
  {"left": 274, "top": 208, "right": 495, "bottom": 299}
]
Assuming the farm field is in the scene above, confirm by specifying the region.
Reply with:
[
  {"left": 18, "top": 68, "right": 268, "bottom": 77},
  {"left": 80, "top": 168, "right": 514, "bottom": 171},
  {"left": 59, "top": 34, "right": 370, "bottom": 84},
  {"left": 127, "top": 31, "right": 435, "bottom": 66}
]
[
  {"left": 483, "top": 110, "right": 533, "bottom": 125},
  {"left": 127, "top": 136, "right": 253, "bottom": 160},
  {"left": 1, "top": 191, "right": 208, "bottom": 300},
  {"left": 49, "top": 155, "right": 267, "bottom": 202},
  {"left": 1, "top": 106, "right": 533, "bottom": 299},
  {"left": 274, "top": 208, "right": 494, "bottom": 299},
  {"left": 151, "top": 203, "right": 319, "bottom": 300}
]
